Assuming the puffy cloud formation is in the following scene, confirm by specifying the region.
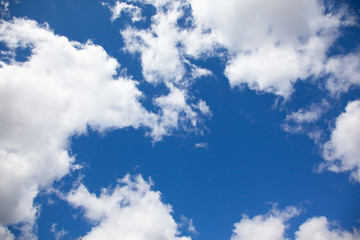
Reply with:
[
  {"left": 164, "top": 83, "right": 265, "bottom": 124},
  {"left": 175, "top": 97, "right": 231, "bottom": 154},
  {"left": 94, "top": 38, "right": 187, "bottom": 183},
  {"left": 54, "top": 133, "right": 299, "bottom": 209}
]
[
  {"left": 325, "top": 52, "right": 360, "bottom": 95},
  {"left": 109, "top": 0, "right": 360, "bottom": 182},
  {"left": 113, "top": 0, "right": 360, "bottom": 99},
  {"left": 0, "top": 17, "right": 209, "bottom": 236},
  {"left": 103, "top": 1, "right": 144, "bottom": 22},
  {"left": 120, "top": 0, "right": 216, "bottom": 86},
  {"left": 295, "top": 216, "right": 360, "bottom": 240},
  {"left": 0, "top": 18, "right": 154, "bottom": 231},
  {"left": 0, "top": 226, "right": 14, "bottom": 240},
  {"left": 189, "top": 0, "right": 356, "bottom": 97},
  {"left": 323, "top": 100, "right": 360, "bottom": 182},
  {"left": 231, "top": 206, "right": 300, "bottom": 240},
  {"left": 118, "top": 0, "right": 214, "bottom": 137},
  {"left": 67, "top": 175, "right": 191, "bottom": 240},
  {"left": 1, "top": 0, "right": 359, "bottom": 238},
  {"left": 232, "top": 207, "right": 360, "bottom": 240}
]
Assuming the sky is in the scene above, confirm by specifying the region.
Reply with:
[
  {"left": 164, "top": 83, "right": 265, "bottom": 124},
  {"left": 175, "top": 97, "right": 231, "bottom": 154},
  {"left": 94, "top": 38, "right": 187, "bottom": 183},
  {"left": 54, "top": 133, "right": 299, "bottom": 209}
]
[{"left": 0, "top": 0, "right": 360, "bottom": 239}]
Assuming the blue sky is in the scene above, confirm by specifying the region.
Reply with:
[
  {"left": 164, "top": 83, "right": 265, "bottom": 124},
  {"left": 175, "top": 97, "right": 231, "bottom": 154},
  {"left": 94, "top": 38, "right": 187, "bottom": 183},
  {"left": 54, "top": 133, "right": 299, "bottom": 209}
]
[{"left": 0, "top": 0, "right": 360, "bottom": 239}]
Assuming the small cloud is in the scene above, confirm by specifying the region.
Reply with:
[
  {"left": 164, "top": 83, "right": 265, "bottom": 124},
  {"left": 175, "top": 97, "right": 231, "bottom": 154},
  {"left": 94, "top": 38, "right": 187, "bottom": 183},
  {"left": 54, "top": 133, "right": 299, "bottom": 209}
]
[
  {"left": 50, "top": 223, "right": 68, "bottom": 240},
  {"left": 66, "top": 175, "right": 190, "bottom": 240},
  {"left": 180, "top": 215, "right": 199, "bottom": 236},
  {"left": 282, "top": 100, "right": 329, "bottom": 134},
  {"left": 195, "top": 142, "right": 208, "bottom": 149},
  {"left": 103, "top": 1, "right": 144, "bottom": 22},
  {"left": 0, "top": 1, "right": 10, "bottom": 18},
  {"left": 322, "top": 100, "right": 360, "bottom": 182},
  {"left": 194, "top": 100, "right": 213, "bottom": 117}
]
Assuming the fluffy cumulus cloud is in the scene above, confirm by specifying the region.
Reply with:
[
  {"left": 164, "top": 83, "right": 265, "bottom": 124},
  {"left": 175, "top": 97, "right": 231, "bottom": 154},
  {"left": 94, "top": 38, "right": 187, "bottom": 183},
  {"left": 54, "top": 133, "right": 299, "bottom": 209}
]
[
  {"left": 186, "top": 0, "right": 360, "bottom": 182},
  {"left": 0, "top": 17, "right": 154, "bottom": 236},
  {"left": 325, "top": 52, "right": 360, "bottom": 95},
  {"left": 107, "top": 0, "right": 360, "bottom": 98},
  {"left": 0, "top": 225, "right": 15, "bottom": 240},
  {"left": 322, "top": 100, "right": 360, "bottom": 182},
  {"left": 0, "top": 17, "right": 209, "bottom": 236},
  {"left": 1, "top": 0, "right": 359, "bottom": 238},
  {"left": 119, "top": 0, "right": 217, "bottom": 86},
  {"left": 231, "top": 206, "right": 300, "bottom": 240},
  {"left": 103, "top": 1, "right": 144, "bottom": 22},
  {"left": 67, "top": 174, "right": 191, "bottom": 240},
  {"left": 295, "top": 216, "right": 360, "bottom": 240},
  {"left": 232, "top": 207, "right": 360, "bottom": 240},
  {"left": 111, "top": 0, "right": 215, "bottom": 137},
  {"left": 189, "top": 0, "right": 357, "bottom": 97}
]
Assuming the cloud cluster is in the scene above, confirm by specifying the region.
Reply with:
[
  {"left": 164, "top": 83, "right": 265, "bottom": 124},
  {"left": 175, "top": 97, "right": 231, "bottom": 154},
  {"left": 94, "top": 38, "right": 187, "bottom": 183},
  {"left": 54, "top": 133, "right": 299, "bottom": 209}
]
[
  {"left": 231, "top": 206, "right": 300, "bottom": 240},
  {"left": 189, "top": 0, "right": 357, "bottom": 98},
  {"left": 1, "top": 0, "right": 359, "bottom": 238},
  {"left": 0, "top": 0, "right": 9, "bottom": 19},
  {"left": 322, "top": 100, "right": 360, "bottom": 182},
  {"left": 0, "top": 16, "right": 212, "bottom": 236},
  {"left": 67, "top": 175, "right": 191, "bottom": 240},
  {"left": 0, "top": 225, "right": 14, "bottom": 240},
  {"left": 282, "top": 100, "right": 331, "bottom": 144},
  {"left": 295, "top": 216, "right": 360, "bottom": 240},
  {"left": 120, "top": 0, "right": 216, "bottom": 86},
  {"left": 0, "top": 18, "right": 155, "bottom": 232},
  {"left": 231, "top": 207, "right": 360, "bottom": 240},
  {"left": 114, "top": 0, "right": 360, "bottom": 99},
  {"left": 115, "top": 0, "right": 360, "bottom": 182},
  {"left": 116, "top": 0, "right": 216, "bottom": 137},
  {"left": 325, "top": 53, "right": 360, "bottom": 95},
  {"left": 0, "top": 12, "right": 215, "bottom": 235}
]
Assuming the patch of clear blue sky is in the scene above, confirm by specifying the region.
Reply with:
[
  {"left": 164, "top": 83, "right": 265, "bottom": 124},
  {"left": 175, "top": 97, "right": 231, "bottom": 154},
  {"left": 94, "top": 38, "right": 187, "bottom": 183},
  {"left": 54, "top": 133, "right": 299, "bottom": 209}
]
[{"left": 5, "top": 0, "right": 360, "bottom": 239}]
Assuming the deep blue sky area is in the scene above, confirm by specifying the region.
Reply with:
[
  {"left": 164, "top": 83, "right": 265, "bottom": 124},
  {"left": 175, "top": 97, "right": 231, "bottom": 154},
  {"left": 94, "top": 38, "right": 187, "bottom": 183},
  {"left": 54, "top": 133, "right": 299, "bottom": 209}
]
[
  {"left": 65, "top": 79, "right": 360, "bottom": 240},
  {"left": 1, "top": 0, "right": 360, "bottom": 240}
]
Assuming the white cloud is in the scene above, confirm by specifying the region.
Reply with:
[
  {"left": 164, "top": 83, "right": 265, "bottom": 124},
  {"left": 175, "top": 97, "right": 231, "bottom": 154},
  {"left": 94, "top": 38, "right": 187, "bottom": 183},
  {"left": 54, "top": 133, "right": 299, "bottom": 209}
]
[
  {"left": 0, "top": 13, "right": 215, "bottom": 234},
  {"left": 50, "top": 223, "right": 68, "bottom": 240},
  {"left": 232, "top": 207, "right": 359, "bottom": 240},
  {"left": 103, "top": 1, "right": 143, "bottom": 22},
  {"left": 180, "top": 216, "right": 198, "bottom": 235},
  {"left": 120, "top": 2, "right": 186, "bottom": 86},
  {"left": 0, "top": 18, "right": 161, "bottom": 234},
  {"left": 326, "top": 52, "right": 360, "bottom": 95},
  {"left": 322, "top": 100, "right": 360, "bottom": 182},
  {"left": 231, "top": 206, "right": 300, "bottom": 240},
  {"left": 194, "top": 142, "right": 208, "bottom": 149},
  {"left": 120, "top": 0, "right": 215, "bottom": 139},
  {"left": 0, "top": 225, "right": 15, "bottom": 240},
  {"left": 286, "top": 108, "right": 323, "bottom": 124},
  {"left": 66, "top": 174, "right": 191, "bottom": 240},
  {"left": 152, "top": 84, "right": 197, "bottom": 137},
  {"left": 295, "top": 216, "right": 360, "bottom": 240},
  {"left": 195, "top": 100, "right": 212, "bottom": 117},
  {"left": 189, "top": 63, "right": 213, "bottom": 80},
  {"left": 0, "top": 0, "right": 10, "bottom": 18},
  {"left": 283, "top": 100, "right": 329, "bottom": 134},
  {"left": 225, "top": 45, "right": 305, "bottom": 97},
  {"left": 120, "top": 0, "right": 217, "bottom": 87},
  {"left": 189, "top": 0, "right": 353, "bottom": 98}
]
